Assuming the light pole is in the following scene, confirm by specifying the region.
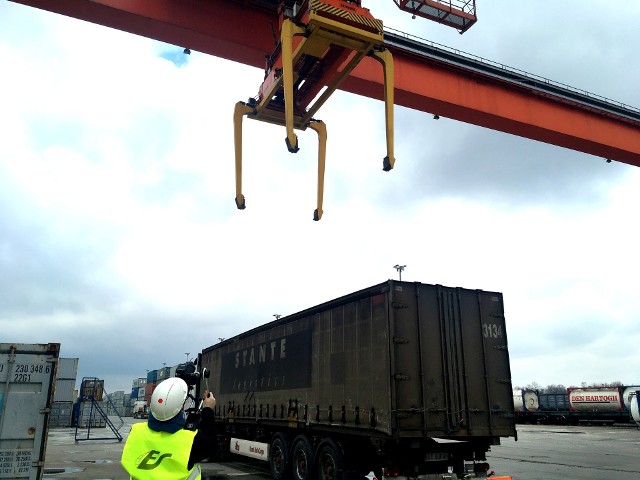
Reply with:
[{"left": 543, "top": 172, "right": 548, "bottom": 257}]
[
  {"left": 393, "top": 264, "right": 406, "bottom": 281},
  {"left": 185, "top": 353, "right": 190, "bottom": 362}
]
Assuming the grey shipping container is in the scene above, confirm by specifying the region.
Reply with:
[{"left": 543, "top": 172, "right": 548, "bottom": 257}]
[
  {"left": 49, "top": 402, "right": 73, "bottom": 428},
  {"left": 538, "top": 393, "right": 570, "bottom": 411},
  {"left": 56, "top": 358, "right": 78, "bottom": 381},
  {"left": 76, "top": 402, "right": 106, "bottom": 428},
  {"left": 132, "top": 378, "right": 146, "bottom": 389},
  {"left": 53, "top": 379, "right": 75, "bottom": 403},
  {"left": 199, "top": 280, "right": 516, "bottom": 478},
  {"left": 0, "top": 343, "right": 60, "bottom": 480}
]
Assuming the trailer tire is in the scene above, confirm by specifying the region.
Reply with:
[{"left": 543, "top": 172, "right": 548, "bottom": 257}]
[
  {"left": 316, "top": 439, "right": 343, "bottom": 480},
  {"left": 292, "top": 435, "right": 315, "bottom": 480},
  {"left": 270, "top": 434, "right": 291, "bottom": 480}
]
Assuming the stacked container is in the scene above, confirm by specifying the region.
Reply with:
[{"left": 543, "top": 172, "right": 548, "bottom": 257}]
[
  {"left": 80, "top": 379, "right": 104, "bottom": 402},
  {"left": 49, "top": 402, "right": 74, "bottom": 428},
  {"left": 106, "top": 391, "right": 126, "bottom": 416},
  {"left": 50, "top": 357, "right": 79, "bottom": 428},
  {"left": 77, "top": 402, "right": 107, "bottom": 428},
  {"left": 53, "top": 358, "right": 78, "bottom": 403},
  {"left": 144, "top": 382, "right": 156, "bottom": 405},
  {"left": 129, "top": 377, "right": 148, "bottom": 405},
  {"left": 146, "top": 369, "right": 157, "bottom": 384}
]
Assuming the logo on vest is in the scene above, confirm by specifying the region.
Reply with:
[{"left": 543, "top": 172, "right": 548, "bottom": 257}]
[{"left": 136, "top": 450, "right": 173, "bottom": 470}]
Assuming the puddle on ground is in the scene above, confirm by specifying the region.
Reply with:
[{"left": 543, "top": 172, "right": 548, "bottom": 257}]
[{"left": 44, "top": 467, "right": 84, "bottom": 475}]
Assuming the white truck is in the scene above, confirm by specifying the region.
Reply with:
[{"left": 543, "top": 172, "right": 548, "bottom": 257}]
[{"left": 132, "top": 400, "right": 147, "bottom": 419}]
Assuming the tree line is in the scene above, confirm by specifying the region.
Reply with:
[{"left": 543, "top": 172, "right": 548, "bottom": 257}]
[{"left": 515, "top": 381, "right": 624, "bottom": 393}]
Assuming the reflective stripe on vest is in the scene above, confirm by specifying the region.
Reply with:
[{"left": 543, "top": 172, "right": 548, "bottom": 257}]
[
  {"left": 121, "top": 423, "right": 200, "bottom": 480},
  {"left": 187, "top": 464, "right": 201, "bottom": 480}
]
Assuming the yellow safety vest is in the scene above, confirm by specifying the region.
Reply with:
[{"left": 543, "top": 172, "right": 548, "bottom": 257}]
[{"left": 121, "top": 423, "right": 201, "bottom": 480}]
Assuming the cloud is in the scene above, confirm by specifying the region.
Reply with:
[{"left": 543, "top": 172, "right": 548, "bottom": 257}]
[{"left": 1, "top": 1, "right": 639, "bottom": 393}]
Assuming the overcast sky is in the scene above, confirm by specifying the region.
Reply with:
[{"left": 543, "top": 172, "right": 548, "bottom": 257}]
[{"left": 1, "top": 1, "right": 639, "bottom": 395}]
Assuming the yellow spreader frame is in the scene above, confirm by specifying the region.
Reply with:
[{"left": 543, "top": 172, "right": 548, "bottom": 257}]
[{"left": 234, "top": 0, "right": 395, "bottom": 220}]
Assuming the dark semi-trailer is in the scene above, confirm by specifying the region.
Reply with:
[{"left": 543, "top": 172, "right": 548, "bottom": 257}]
[{"left": 198, "top": 280, "right": 516, "bottom": 480}]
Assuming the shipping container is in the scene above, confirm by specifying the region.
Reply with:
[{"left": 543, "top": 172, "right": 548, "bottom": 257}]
[
  {"left": 56, "top": 358, "right": 78, "bottom": 380},
  {"left": 49, "top": 402, "right": 73, "bottom": 428},
  {"left": 144, "top": 383, "right": 155, "bottom": 407},
  {"left": 144, "top": 382, "right": 155, "bottom": 396},
  {"left": 156, "top": 367, "right": 172, "bottom": 382},
  {"left": 622, "top": 386, "right": 640, "bottom": 410},
  {"left": 53, "top": 379, "right": 75, "bottom": 403},
  {"left": 0, "top": 342, "right": 60, "bottom": 480},
  {"left": 513, "top": 389, "right": 538, "bottom": 412},
  {"left": 131, "top": 387, "right": 139, "bottom": 400},
  {"left": 538, "top": 392, "right": 570, "bottom": 411},
  {"left": 76, "top": 402, "right": 107, "bottom": 428},
  {"left": 568, "top": 387, "right": 624, "bottom": 412},
  {"left": 199, "top": 280, "right": 516, "bottom": 478},
  {"left": 146, "top": 370, "right": 157, "bottom": 384},
  {"left": 514, "top": 388, "right": 632, "bottom": 425},
  {"left": 131, "top": 377, "right": 147, "bottom": 389},
  {"left": 111, "top": 391, "right": 125, "bottom": 402},
  {"left": 80, "top": 379, "right": 104, "bottom": 402},
  {"left": 630, "top": 391, "right": 640, "bottom": 426}
]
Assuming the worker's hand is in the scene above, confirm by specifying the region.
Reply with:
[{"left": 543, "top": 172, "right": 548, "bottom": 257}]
[{"left": 203, "top": 390, "right": 217, "bottom": 409}]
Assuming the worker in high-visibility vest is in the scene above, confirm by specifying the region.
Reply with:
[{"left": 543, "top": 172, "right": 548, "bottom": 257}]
[{"left": 121, "top": 377, "right": 217, "bottom": 480}]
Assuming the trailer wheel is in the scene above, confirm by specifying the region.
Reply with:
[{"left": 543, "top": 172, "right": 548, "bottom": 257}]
[
  {"left": 270, "top": 434, "right": 290, "bottom": 480},
  {"left": 316, "top": 439, "right": 343, "bottom": 480},
  {"left": 292, "top": 435, "right": 315, "bottom": 480}
]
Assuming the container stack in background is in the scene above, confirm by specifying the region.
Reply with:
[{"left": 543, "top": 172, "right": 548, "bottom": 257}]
[
  {"left": 144, "top": 365, "right": 177, "bottom": 405},
  {"left": 47, "top": 361, "right": 186, "bottom": 425},
  {"left": 129, "top": 377, "right": 147, "bottom": 417},
  {"left": 49, "top": 358, "right": 78, "bottom": 428},
  {"left": 104, "top": 390, "right": 125, "bottom": 416},
  {"left": 145, "top": 369, "right": 157, "bottom": 405},
  {"left": 131, "top": 377, "right": 147, "bottom": 404}
]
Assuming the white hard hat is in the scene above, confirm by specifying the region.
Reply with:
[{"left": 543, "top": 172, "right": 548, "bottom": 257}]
[{"left": 150, "top": 377, "right": 189, "bottom": 421}]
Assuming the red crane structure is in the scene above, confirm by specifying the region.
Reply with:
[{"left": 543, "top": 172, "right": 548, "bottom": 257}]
[{"left": 9, "top": 0, "right": 640, "bottom": 219}]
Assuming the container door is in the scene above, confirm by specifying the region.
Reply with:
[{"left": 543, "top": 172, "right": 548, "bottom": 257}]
[
  {"left": 388, "top": 283, "right": 514, "bottom": 438},
  {"left": 452, "top": 287, "right": 514, "bottom": 437},
  {"left": 0, "top": 343, "right": 60, "bottom": 480}
]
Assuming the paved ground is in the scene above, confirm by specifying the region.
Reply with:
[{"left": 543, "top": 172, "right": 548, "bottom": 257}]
[
  {"left": 43, "top": 417, "right": 246, "bottom": 480},
  {"left": 486, "top": 423, "right": 640, "bottom": 480},
  {"left": 42, "top": 419, "right": 640, "bottom": 479}
]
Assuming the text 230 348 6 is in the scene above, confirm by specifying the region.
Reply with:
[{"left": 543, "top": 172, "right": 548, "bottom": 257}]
[{"left": 7, "top": 363, "right": 51, "bottom": 382}]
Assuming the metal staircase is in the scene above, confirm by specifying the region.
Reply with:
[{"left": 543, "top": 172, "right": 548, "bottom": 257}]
[{"left": 74, "top": 377, "right": 124, "bottom": 442}]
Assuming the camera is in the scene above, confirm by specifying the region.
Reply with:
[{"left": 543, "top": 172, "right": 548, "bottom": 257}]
[
  {"left": 175, "top": 360, "right": 210, "bottom": 430},
  {"left": 175, "top": 361, "right": 209, "bottom": 387}
]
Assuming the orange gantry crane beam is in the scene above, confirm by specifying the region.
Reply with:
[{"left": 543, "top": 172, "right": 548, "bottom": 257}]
[{"left": 11, "top": 0, "right": 640, "bottom": 167}]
